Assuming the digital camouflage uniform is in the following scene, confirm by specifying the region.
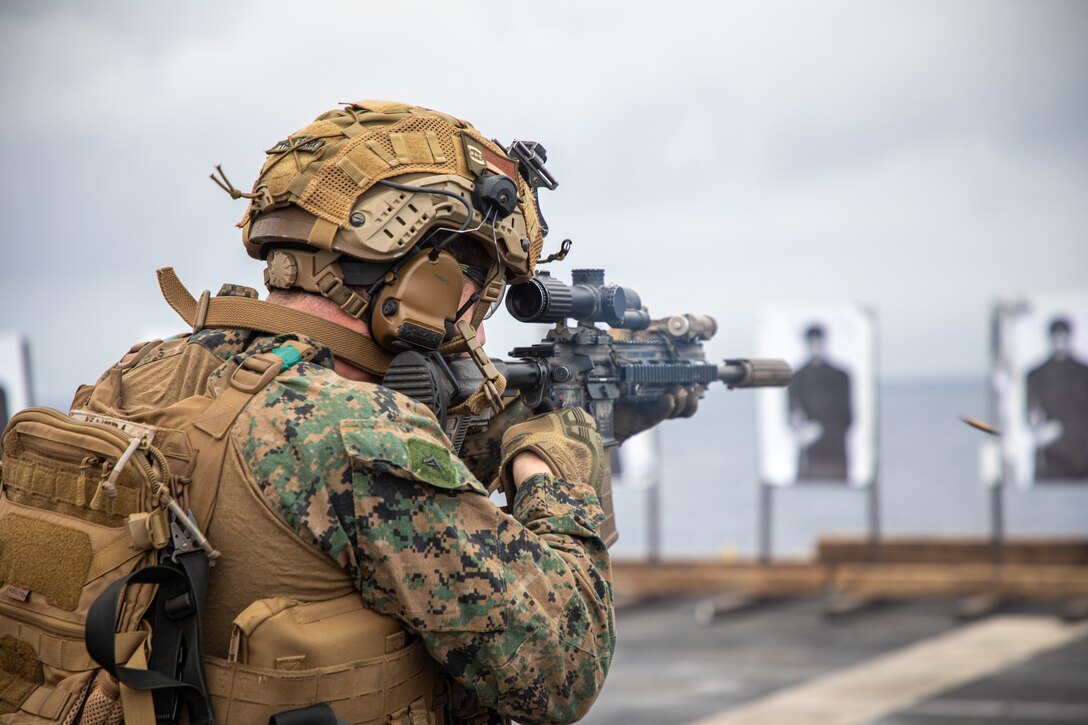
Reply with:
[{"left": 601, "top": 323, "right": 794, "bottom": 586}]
[{"left": 112, "top": 283, "right": 615, "bottom": 724}]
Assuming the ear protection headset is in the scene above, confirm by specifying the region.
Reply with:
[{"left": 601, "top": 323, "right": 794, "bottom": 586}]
[
  {"left": 362, "top": 168, "right": 520, "bottom": 352},
  {"left": 366, "top": 246, "right": 466, "bottom": 351}
]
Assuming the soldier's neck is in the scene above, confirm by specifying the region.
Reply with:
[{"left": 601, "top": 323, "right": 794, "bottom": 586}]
[{"left": 267, "top": 289, "right": 380, "bottom": 384}]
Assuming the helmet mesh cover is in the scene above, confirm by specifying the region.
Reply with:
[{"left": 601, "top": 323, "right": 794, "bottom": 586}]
[{"left": 248, "top": 102, "right": 544, "bottom": 278}]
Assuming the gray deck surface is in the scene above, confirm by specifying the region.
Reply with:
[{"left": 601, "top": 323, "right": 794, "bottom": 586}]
[
  {"left": 873, "top": 635, "right": 1088, "bottom": 725},
  {"left": 581, "top": 597, "right": 1088, "bottom": 725}
]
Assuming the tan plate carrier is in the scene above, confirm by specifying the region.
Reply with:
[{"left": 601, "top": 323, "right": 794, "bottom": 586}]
[{"left": 0, "top": 337, "right": 443, "bottom": 724}]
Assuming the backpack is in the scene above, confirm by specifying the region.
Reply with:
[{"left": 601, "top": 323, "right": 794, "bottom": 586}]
[{"left": 0, "top": 339, "right": 293, "bottom": 725}]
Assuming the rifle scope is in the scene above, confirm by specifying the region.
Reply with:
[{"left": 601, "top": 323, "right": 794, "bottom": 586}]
[{"left": 506, "top": 270, "right": 651, "bottom": 330}]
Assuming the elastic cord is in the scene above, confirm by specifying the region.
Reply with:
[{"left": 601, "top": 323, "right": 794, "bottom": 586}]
[{"left": 377, "top": 179, "right": 474, "bottom": 233}]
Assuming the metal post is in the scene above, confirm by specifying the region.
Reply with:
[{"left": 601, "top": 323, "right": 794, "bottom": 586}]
[
  {"left": 647, "top": 474, "right": 662, "bottom": 564},
  {"left": 990, "top": 483, "right": 1005, "bottom": 566},
  {"left": 758, "top": 482, "right": 773, "bottom": 564},
  {"left": 868, "top": 478, "right": 882, "bottom": 563},
  {"left": 645, "top": 427, "right": 663, "bottom": 563},
  {"left": 21, "top": 336, "right": 35, "bottom": 407},
  {"left": 868, "top": 308, "right": 882, "bottom": 564},
  {"left": 988, "top": 305, "right": 1006, "bottom": 568}
]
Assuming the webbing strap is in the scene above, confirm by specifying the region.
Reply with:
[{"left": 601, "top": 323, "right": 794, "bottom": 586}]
[
  {"left": 157, "top": 268, "right": 393, "bottom": 375},
  {"left": 120, "top": 641, "right": 156, "bottom": 725},
  {"left": 447, "top": 320, "right": 506, "bottom": 417},
  {"left": 148, "top": 553, "right": 213, "bottom": 724},
  {"left": 193, "top": 384, "right": 263, "bottom": 442},
  {"left": 307, "top": 217, "right": 339, "bottom": 251},
  {"left": 86, "top": 556, "right": 215, "bottom": 725}
]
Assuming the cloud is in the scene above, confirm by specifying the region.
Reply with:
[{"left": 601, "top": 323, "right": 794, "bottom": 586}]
[{"left": 1, "top": 0, "right": 1086, "bottom": 404}]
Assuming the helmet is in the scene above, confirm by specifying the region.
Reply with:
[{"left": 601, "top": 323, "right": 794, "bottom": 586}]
[{"left": 238, "top": 100, "right": 548, "bottom": 354}]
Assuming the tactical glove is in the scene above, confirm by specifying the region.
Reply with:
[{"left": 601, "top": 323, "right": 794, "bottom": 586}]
[
  {"left": 613, "top": 384, "right": 706, "bottom": 444},
  {"left": 495, "top": 407, "right": 604, "bottom": 504}
]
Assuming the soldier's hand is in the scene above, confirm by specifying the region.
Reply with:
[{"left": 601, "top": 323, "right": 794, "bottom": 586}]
[
  {"left": 512, "top": 451, "right": 553, "bottom": 485},
  {"left": 613, "top": 384, "right": 705, "bottom": 444},
  {"left": 458, "top": 397, "right": 534, "bottom": 483},
  {"left": 494, "top": 408, "right": 604, "bottom": 506}
]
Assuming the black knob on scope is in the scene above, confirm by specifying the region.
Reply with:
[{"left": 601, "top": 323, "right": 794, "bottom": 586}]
[
  {"left": 571, "top": 269, "right": 605, "bottom": 286},
  {"left": 596, "top": 285, "right": 627, "bottom": 326}
]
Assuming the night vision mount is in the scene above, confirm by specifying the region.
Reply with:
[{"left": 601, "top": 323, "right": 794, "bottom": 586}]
[{"left": 504, "top": 139, "right": 557, "bottom": 236}]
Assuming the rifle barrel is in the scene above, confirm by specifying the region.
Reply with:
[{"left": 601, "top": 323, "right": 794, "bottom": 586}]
[{"left": 717, "top": 359, "right": 793, "bottom": 388}]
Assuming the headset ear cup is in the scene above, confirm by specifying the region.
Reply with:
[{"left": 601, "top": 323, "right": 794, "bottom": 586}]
[{"left": 369, "top": 251, "right": 466, "bottom": 352}]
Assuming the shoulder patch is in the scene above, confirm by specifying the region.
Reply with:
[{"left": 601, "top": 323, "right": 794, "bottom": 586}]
[
  {"left": 406, "top": 438, "right": 455, "bottom": 487},
  {"left": 340, "top": 417, "right": 486, "bottom": 494}
]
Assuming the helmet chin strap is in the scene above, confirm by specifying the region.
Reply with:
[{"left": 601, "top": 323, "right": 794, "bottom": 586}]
[
  {"left": 436, "top": 257, "right": 508, "bottom": 415},
  {"left": 446, "top": 320, "right": 506, "bottom": 416},
  {"left": 438, "top": 256, "right": 504, "bottom": 357},
  {"left": 316, "top": 273, "right": 370, "bottom": 320}
]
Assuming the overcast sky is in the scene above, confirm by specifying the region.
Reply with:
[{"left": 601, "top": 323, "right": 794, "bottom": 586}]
[{"left": 1, "top": 0, "right": 1086, "bottom": 405}]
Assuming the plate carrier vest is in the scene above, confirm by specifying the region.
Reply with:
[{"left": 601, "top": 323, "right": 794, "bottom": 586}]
[{"left": 0, "top": 332, "right": 454, "bottom": 725}]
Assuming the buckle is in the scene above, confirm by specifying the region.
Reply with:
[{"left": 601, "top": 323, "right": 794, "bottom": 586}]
[
  {"left": 341, "top": 290, "right": 368, "bottom": 318},
  {"left": 229, "top": 352, "right": 283, "bottom": 394},
  {"left": 192, "top": 289, "right": 211, "bottom": 333},
  {"left": 256, "top": 185, "right": 275, "bottom": 212},
  {"left": 481, "top": 277, "right": 505, "bottom": 304},
  {"left": 164, "top": 590, "right": 196, "bottom": 621},
  {"left": 315, "top": 270, "right": 343, "bottom": 296}
]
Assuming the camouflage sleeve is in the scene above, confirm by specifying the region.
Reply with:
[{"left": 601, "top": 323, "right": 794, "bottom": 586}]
[
  {"left": 242, "top": 372, "right": 615, "bottom": 725},
  {"left": 355, "top": 467, "right": 614, "bottom": 724}
]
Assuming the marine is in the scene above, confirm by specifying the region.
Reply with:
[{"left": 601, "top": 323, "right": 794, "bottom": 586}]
[{"left": 0, "top": 101, "right": 615, "bottom": 724}]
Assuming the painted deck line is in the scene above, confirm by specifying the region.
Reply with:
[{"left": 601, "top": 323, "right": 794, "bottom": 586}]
[{"left": 687, "top": 616, "right": 1088, "bottom": 725}]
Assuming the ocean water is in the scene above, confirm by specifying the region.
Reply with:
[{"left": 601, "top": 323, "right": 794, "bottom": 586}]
[
  {"left": 32, "top": 377, "right": 1087, "bottom": 559},
  {"left": 610, "top": 378, "right": 1088, "bottom": 560}
]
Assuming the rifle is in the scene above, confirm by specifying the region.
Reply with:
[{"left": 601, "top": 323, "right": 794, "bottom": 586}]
[{"left": 382, "top": 268, "right": 791, "bottom": 544}]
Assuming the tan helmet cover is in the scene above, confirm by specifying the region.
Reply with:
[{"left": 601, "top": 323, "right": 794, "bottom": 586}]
[{"left": 242, "top": 101, "right": 544, "bottom": 286}]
